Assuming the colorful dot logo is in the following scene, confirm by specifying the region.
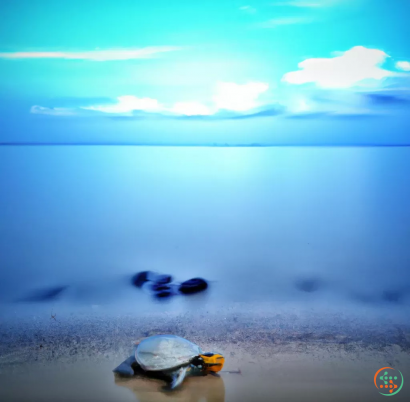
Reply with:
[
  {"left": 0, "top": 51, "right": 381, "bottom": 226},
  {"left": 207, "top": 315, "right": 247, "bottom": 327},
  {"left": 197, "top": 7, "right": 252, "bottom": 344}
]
[{"left": 374, "top": 367, "right": 404, "bottom": 396}]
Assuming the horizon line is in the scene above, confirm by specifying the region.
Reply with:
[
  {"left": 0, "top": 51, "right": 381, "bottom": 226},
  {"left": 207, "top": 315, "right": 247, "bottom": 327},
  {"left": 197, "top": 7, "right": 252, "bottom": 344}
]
[{"left": 1, "top": 142, "right": 410, "bottom": 147}]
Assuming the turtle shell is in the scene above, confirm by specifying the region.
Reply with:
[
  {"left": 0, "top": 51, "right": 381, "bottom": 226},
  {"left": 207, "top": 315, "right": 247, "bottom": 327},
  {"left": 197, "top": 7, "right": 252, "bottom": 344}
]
[{"left": 135, "top": 335, "right": 202, "bottom": 371}]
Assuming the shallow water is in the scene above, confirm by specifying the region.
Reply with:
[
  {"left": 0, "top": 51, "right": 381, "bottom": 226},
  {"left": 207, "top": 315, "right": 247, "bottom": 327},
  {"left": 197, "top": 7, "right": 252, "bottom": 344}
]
[
  {"left": 0, "top": 353, "right": 409, "bottom": 402},
  {"left": 1, "top": 145, "right": 409, "bottom": 313}
]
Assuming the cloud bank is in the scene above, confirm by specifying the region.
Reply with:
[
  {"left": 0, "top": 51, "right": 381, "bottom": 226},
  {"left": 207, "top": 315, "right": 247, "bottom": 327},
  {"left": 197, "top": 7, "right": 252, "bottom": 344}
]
[
  {"left": 0, "top": 47, "right": 181, "bottom": 61},
  {"left": 282, "top": 46, "right": 396, "bottom": 88},
  {"left": 30, "top": 82, "right": 276, "bottom": 120},
  {"left": 82, "top": 96, "right": 161, "bottom": 114},
  {"left": 396, "top": 61, "right": 410, "bottom": 72},
  {"left": 28, "top": 47, "right": 410, "bottom": 121},
  {"left": 213, "top": 82, "right": 269, "bottom": 112}
]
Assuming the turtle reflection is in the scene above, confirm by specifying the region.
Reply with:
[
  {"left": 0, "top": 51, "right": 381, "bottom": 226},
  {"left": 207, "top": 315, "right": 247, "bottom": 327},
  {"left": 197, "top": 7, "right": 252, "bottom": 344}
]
[{"left": 115, "top": 374, "right": 225, "bottom": 402}]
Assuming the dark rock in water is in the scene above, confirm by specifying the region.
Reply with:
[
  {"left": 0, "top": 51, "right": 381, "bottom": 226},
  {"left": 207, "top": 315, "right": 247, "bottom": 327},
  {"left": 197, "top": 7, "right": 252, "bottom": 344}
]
[
  {"left": 131, "top": 271, "right": 152, "bottom": 288},
  {"left": 131, "top": 271, "right": 173, "bottom": 288},
  {"left": 153, "top": 274, "right": 173, "bottom": 285},
  {"left": 154, "top": 290, "right": 173, "bottom": 298},
  {"left": 382, "top": 290, "right": 402, "bottom": 303},
  {"left": 133, "top": 272, "right": 206, "bottom": 298},
  {"left": 295, "top": 278, "right": 321, "bottom": 293},
  {"left": 152, "top": 283, "right": 179, "bottom": 299},
  {"left": 151, "top": 283, "right": 172, "bottom": 292},
  {"left": 16, "top": 286, "right": 68, "bottom": 302},
  {"left": 179, "top": 278, "right": 208, "bottom": 295}
]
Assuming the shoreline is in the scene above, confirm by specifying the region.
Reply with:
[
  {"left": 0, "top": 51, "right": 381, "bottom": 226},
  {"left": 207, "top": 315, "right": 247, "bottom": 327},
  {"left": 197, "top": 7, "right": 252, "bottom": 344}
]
[
  {"left": 1, "top": 306, "right": 410, "bottom": 370},
  {"left": 1, "top": 307, "right": 409, "bottom": 401}
]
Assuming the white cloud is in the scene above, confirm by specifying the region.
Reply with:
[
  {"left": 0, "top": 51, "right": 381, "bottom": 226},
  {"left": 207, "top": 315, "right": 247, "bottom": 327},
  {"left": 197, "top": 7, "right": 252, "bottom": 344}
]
[
  {"left": 171, "top": 102, "right": 212, "bottom": 116},
  {"left": 282, "top": 46, "right": 396, "bottom": 88},
  {"left": 396, "top": 61, "right": 410, "bottom": 72},
  {"left": 213, "top": 82, "right": 269, "bottom": 112},
  {"left": 82, "top": 96, "right": 161, "bottom": 114},
  {"left": 0, "top": 47, "right": 181, "bottom": 61},
  {"left": 81, "top": 96, "right": 212, "bottom": 116},
  {"left": 30, "top": 82, "right": 272, "bottom": 118},
  {"left": 240, "top": 5, "right": 257, "bottom": 13},
  {"left": 30, "top": 105, "right": 75, "bottom": 116},
  {"left": 259, "top": 17, "right": 314, "bottom": 27}
]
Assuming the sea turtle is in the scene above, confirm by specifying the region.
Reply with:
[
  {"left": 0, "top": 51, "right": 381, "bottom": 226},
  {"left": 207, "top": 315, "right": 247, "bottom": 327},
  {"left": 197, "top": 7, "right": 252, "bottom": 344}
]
[{"left": 113, "top": 334, "right": 225, "bottom": 389}]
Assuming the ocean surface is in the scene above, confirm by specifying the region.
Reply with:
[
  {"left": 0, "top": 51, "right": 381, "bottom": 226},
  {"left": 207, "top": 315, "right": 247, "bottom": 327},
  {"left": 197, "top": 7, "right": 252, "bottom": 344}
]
[{"left": 0, "top": 145, "right": 410, "bottom": 318}]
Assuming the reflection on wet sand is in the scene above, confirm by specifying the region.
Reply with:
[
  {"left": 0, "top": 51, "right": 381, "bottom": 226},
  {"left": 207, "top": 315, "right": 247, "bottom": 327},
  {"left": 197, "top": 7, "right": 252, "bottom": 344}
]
[{"left": 115, "top": 374, "right": 225, "bottom": 402}]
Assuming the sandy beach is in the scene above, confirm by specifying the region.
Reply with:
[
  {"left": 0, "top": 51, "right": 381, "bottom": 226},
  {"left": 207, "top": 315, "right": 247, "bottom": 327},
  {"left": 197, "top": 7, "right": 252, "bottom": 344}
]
[
  {"left": 1, "top": 144, "right": 410, "bottom": 402},
  {"left": 1, "top": 303, "right": 409, "bottom": 402}
]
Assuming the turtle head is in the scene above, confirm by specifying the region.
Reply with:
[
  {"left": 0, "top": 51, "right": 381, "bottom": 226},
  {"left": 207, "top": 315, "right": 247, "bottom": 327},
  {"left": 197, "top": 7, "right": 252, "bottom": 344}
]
[{"left": 199, "top": 352, "right": 225, "bottom": 373}]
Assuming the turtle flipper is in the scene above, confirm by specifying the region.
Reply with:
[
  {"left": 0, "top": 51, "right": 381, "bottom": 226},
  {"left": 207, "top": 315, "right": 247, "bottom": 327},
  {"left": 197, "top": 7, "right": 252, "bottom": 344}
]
[
  {"left": 169, "top": 366, "right": 188, "bottom": 389},
  {"left": 113, "top": 355, "right": 138, "bottom": 377}
]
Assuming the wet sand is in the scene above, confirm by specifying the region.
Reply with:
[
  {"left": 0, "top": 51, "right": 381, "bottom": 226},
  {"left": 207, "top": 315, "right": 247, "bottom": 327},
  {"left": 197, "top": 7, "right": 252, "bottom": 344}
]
[
  {"left": 1, "top": 305, "right": 409, "bottom": 402},
  {"left": 1, "top": 347, "right": 409, "bottom": 402}
]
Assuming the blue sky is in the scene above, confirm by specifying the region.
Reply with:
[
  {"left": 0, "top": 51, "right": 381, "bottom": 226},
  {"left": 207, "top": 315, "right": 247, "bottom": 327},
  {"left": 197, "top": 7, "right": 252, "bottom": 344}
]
[{"left": 1, "top": 0, "right": 410, "bottom": 144}]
